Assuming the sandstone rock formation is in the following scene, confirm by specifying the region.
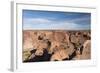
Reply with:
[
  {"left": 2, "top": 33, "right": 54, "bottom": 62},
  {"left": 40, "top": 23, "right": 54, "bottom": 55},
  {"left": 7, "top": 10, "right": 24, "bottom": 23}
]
[{"left": 23, "top": 30, "right": 91, "bottom": 62}]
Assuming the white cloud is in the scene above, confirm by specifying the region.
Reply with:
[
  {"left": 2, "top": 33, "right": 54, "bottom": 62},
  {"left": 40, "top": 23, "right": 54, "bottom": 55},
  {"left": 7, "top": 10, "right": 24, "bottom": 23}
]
[
  {"left": 23, "top": 17, "right": 90, "bottom": 30},
  {"left": 68, "top": 16, "right": 90, "bottom": 23},
  {"left": 23, "top": 18, "right": 51, "bottom": 25}
]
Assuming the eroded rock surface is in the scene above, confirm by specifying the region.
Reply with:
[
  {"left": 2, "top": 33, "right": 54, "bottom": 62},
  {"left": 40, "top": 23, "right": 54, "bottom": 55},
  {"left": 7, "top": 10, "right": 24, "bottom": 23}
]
[{"left": 23, "top": 30, "right": 91, "bottom": 62}]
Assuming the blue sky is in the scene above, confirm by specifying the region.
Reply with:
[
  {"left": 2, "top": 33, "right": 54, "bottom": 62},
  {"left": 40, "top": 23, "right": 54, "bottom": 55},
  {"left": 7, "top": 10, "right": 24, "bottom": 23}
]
[{"left": 22, "top": 10, "right": 91, "bottom": 30}]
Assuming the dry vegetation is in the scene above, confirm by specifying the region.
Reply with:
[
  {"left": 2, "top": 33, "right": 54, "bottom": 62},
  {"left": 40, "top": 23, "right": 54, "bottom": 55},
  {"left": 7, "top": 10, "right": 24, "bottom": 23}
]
[{"left": 23, "top": 30, "right": 91, "bottom": 62}]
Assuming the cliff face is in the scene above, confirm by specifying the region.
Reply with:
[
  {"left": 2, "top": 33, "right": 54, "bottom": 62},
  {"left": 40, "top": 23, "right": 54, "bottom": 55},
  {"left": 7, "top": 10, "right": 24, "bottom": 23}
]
[{"left": 23, "top": 30, "right": 91, "bottom": 62}]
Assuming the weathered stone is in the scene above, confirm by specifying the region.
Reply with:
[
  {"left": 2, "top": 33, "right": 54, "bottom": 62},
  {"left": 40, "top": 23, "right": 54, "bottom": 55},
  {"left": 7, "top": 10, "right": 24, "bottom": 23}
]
[
  {"left": 23, "top": 30, "right": 91, "bottom": 62},
  {"left": 80, "top": 40, "right": 91, "bottom": 59},
  {"left": 51, "top": 48, "right": 69, "bottom": 61}
]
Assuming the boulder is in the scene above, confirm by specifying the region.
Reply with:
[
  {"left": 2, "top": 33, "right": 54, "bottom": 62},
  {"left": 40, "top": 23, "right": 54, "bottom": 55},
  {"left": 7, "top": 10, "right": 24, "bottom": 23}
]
[{"left": 80, "top": 40, "right": 91, "bottom": 59}]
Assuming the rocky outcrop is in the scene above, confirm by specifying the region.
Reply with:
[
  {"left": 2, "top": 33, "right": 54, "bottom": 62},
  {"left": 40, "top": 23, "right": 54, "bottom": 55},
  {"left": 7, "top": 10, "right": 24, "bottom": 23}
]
[
  {"left": 23, "top": 30, "right": 91, "bottom": 62},
  {"left": 79, "top": 40, "right": 91, "bottom": 59}
]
